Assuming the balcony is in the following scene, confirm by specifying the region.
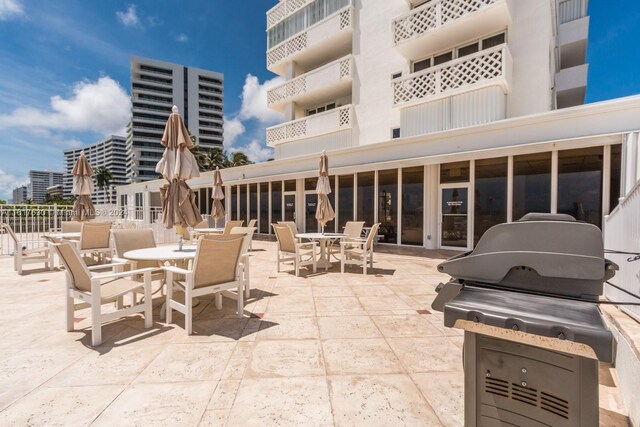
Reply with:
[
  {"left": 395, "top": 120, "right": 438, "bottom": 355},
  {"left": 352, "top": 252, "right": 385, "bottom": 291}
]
[
  {"left": 555, "top": 64, "right": 588, "bottom": 109},
  {"left": 267, "top": 0, "right": 313, "bottom": 30},
  {"left": 267, "top": 55, "right": 353, "bottom": 111},
  {"left": 393, "top": 0, "right": 510, "bottom": 60},
  {"left": 267, "top": 6, "right": 354, "bottom": 76},
  {"left": 267, "top": 105, "right": 353, "bottom": 147},
  {"left": 392, "top": 45, "right": 512, "bottom": 108}
]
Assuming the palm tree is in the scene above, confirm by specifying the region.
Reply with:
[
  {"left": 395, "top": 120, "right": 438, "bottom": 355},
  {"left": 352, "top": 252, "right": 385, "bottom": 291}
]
[
  {"left": 191, "top": 146, "right": 213, "bottom": 171},
  {"left": 229, "top": 151, "right": 252, "bottom": 167},
  {"left": 94, "top": 166, "right": 113, "bottom": 202}
]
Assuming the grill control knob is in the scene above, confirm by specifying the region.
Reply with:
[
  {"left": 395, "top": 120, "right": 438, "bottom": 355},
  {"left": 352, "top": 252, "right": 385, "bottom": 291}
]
[
  {"left": 521, "top": 368, "right": 527, "bottom": 374},
  {"left": 521, "top": 381, "right": 527, "bottom": 387}
]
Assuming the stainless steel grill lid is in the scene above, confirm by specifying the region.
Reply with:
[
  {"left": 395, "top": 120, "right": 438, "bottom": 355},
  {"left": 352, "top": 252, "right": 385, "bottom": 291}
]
[{"left": 436, "top": 213, "right": 617, "bottom": 300}]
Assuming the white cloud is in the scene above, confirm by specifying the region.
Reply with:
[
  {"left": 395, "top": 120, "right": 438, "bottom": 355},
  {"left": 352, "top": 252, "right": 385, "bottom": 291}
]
[
  {"left": 0, "top": 0, "right": 24, "bottom": 20},
  {"left": 116, "top": 4, "right": 140, "bottom": 28},
  {"left": 238, "top": 74, "right": 285, "bottom": 124},
  {"left": 175, "top": 33, "right": 189, "bottom": 43},
  {"left": 232, "top": 140, "right": 274, "bottom": 163},
  {"left": 223, "top": 116, "right": 245, "bottom": 147},
  {"left": 0, "top": 169, "right": 28, "bottom": 200},
  {"left": 0, "top": 76, "right": 131, "bottom": 136}
]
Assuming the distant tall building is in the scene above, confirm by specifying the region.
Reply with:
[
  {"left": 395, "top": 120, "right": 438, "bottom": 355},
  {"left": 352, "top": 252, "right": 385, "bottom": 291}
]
[
  {"left": 12, "top": 186, "right": 27, "bottom": 204},
  {"left": 64, "top": 135, "right": 127, "bottom": 204},
  {"left": 27, "top": 170, "right": 63, "bottom": 203},
  {"left": 127, "top": 56, "right": 224, "bottom": 183}
]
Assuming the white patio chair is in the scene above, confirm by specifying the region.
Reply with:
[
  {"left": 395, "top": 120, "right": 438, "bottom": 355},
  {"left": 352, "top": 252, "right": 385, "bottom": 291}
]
[
  {"left": 230, "top": 226, "right": 255, "bottom": 298},
  {"left": 163, "top": 235, "right": 246, "bottom": 335},
  {"left": 273, "top": 224, "right": 317, "bottom": 277},
  {"left": 246, "top": 219, "right": 257, "bottom": 249},
  {"left": 341, "top": 223, "right": 381, "bottom": 275},
  {"left": 76, "top": 222, "right": 113, "bottom": 265},
  {"left": 2, "top": 223, "right": 51, "bottom": 275},
  {"left": 51, "top": 241, "right": 154, "bottom": 346},
  {"left": 329, "top": 221, "right": 365, "bottom": 260},
  {"left": 223, "top": 220, "right": 244, "bottom": 235},
  {"left": 61, "top": 221, "right": 83, "bottom": 233}
]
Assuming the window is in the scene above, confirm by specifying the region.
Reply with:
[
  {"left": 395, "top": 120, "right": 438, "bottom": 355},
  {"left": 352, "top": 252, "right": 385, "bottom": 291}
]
[
  {"left": 610, "top": 144, "right": 622, "bottom": 212},
  {"left": 392, "top": 128, "right": 401, "bottom": 139},
  {"left": 513, "top": 153, "right": 551, "bottom": 221},
  {"left": 249, "top": 184, "right": 258, "bottom": 230},
  {"left": 239, "top": 185, "right": 247, "bottom": 225},
  {"left": 357, "top": 172, "right": 375, "bottom": 226},
  {"left": 271, "top": 181, "right": 282, "bottom": 224},
  {"left": 440, "top": 161, "right": 470, "bottom": 183},
  {"left": 378, "top": 169, "right": 398, "bottom": 244},
  {"left": 338, "top": 175, "right": 354, "bottom": 231},
  {"left": 402, "top": 167, "right": 424, "bottom": 246},
  {"left": 260, "top": 183, "right": 269, "bottom": 233},
  {"left": 284, "top": 179, "right": 296, "bottom": 192},
  {"left": 392, "top": 72, "right": 402, "bottom": 79},
  {"left": 458, "top": 42, "right": 479, "bottom": 57},
  {"left": 306, "top": 102, "right": 337, "bottom": 116},
  {"left": 557, "top": 147, "right": 603, "bottom": 227},
  {"left": 474, "top": 158, "right": 507, "bottom": 245},
  {"left": 482, "top": 32, "right": 506, "bottom": 49},
  {"left": 434, "top": 51, "right": 453, "bottom": 66},
  {"left": 412, "top": 58, "right": 431, "bottom": 73},
  {"left": 409, "top": 32, "right": 506, "bottom": 74}
]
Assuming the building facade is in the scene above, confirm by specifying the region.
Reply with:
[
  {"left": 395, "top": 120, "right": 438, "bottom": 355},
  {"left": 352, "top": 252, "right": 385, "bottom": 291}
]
[
  {"left": 12, "top": 186, "right": 27, "bottom": 204},
  {"left": 27, "top": 170, "right": 63, "bottom": 203},
  {"left": 64, "top": 135, "right": 127, "bottom": 205},
  {"left": 127, "top": 56, "right": 224, "bottom": 183},
  {"left": 117, "top": 0, "right": 639, "bottom": 252}
]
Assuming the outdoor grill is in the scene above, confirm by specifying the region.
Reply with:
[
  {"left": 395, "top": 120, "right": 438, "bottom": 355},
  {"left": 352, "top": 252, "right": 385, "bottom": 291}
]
[{"left": 431, "top": 213, "right": 618, "bottom": 427}]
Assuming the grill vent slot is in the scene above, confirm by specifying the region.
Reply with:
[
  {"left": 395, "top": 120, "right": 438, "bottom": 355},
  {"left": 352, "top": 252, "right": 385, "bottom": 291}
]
[
  {"left": 483, "top": 377, "right": 570, "bottom": 420},
  {"left": 485, "top": 377, "right": 509, "bottom": 397},
  {"left": 541, "top": 392, "right": 569, "bottom": 419},
  {"left": 511, "top": 383, "right": 537, "bottom": 406}
]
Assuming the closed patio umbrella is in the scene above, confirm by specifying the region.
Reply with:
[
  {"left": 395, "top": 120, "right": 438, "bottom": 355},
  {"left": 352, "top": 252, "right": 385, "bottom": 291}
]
[
  {"left": 315, "top": 150, "right": 335, "bottom": 233},
  {"left": 156, "top": 106, "right": 202, "bottom": 235},
  {"left": 71, "top": 152, "right": 96, "bottom": 221},
  {"left": 211, "top": 167, "right": 225, "bottom": 228}
]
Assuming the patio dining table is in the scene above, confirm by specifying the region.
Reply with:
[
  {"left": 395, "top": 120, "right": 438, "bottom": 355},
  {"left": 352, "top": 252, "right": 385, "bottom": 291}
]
[
  {"left": 296, "top": 232, "right": 346, "bottom": 271},
  {"left": 123, "top": 244, "right": 199, "bottom": 318}
]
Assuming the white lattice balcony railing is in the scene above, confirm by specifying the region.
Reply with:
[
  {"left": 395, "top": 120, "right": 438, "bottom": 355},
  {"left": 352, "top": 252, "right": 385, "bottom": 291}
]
[
  {"left": 267, "top": 55, "right": 353, "bottom": 109},
  {"left": 393, "top": 0, "right": 503, "bottom": 46},
  {"left": 266, "top": 105, "right": 353, "bottom": 146},
  {"left": 392, "top": 45, "right": 511, "bottom": 107},
  {"left": 267, "top": 6, "right": 353, "bottom": 72}
]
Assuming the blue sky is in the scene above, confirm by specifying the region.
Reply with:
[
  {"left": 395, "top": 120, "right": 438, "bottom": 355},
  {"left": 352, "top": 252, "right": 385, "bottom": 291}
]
[{"left": 0, "top": 0, "right": 639, "bottom": 200}]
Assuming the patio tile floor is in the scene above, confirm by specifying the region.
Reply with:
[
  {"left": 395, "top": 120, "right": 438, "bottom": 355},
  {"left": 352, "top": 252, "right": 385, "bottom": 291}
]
[{"left": 0, "top": 240, "right": 630, "bottom": 426}]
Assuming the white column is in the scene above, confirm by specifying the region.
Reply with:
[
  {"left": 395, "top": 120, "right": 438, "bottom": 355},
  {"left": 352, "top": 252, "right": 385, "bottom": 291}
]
[
  {"left": 142, "top": 189, "right": 150, "bottom": 225},
  {"left": 551, "top": 150, "right": 559, "bottom": 214},
  {"left": 602, "top": 145, "right": 611, "bottom": 216},
  {"left": 425, "top": 164, "right": 439, "bottom": 250},
  {"left": 397, "top": 168, "right": 402, "bottom": 246},
  {"left": 507, "top": 156, "right": 514, "bottom": 222}
]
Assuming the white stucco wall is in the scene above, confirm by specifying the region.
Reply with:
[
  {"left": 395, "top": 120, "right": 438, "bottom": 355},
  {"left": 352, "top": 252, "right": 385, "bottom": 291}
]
[
  {"left": 506, "top": 0, "right": 555, "bottom": 116},
  {"left": 353, "top": 0, "right": 406, "bottom": 146}
]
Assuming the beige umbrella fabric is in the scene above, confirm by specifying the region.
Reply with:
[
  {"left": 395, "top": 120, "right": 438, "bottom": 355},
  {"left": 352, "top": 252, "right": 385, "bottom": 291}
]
[
  {"left": 156, "top": 106, "right": 202, "bottom": 229},
  {"left": 211, "top": 167, "right": 225, "bottom": 227},
  {"left": 71, "top": 152, "right": 96, "bottom": 221},
  {"left": 315, "top": 150, "right": 335, "bottom": 231}
]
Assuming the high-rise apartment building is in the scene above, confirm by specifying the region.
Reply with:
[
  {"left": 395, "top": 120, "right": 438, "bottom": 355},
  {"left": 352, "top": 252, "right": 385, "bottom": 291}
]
[
  {"left": 12, "top": 186, "right": 27, "bottom": 204},
  {"left": 27, "top": 170, "right": 63, "bottom": 203},
  {"left": 118, "top": 0, "right": 640, "bottom": 252},
  {"left": 127, "top": 56, "right": 224, "bottom": 183},
  {"left": 265, "top": 0, "right": 589, "bottom": 158},
  {"left": 63, "top": 135, "right": 128, "bottom": 204}
]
